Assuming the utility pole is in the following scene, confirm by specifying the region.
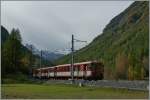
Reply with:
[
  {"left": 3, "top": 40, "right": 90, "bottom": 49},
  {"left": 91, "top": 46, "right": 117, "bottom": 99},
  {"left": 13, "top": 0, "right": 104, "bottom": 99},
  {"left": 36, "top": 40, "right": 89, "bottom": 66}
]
[
  {"left": 30, "top": 45, "right": 33, "bottom": 77},
  {"left": 71, "top": 34, "right": 74, "bottom": 82},
  {"left": 70, "top": 34, "right": 87, "bottom": 83},
  {"left": 40, "top": 50, "right": 42, "bottom": 79},
  {"left": 40, "top": 50, "right": 42, "bottom": 68}
]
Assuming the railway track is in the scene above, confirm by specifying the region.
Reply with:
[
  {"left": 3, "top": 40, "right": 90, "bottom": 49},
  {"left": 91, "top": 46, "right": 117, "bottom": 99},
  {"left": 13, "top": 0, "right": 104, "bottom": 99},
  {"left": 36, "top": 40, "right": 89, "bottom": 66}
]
[{"left": 44, "top": 79, "right": 149, "bottom": 91}]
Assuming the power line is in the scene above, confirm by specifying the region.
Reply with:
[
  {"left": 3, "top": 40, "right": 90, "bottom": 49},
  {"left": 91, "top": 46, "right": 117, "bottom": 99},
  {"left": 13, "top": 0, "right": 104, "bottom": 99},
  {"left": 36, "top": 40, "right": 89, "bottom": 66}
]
[{"left": 74, "top": 38, "right": 87, "bottom": 43}]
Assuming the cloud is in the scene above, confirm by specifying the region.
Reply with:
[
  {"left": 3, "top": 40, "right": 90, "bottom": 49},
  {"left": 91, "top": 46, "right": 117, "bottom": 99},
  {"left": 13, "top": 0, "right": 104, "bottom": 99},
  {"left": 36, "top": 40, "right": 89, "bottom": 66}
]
[{"left": 1, "top": 1, "right": 133, "bottom": 52}]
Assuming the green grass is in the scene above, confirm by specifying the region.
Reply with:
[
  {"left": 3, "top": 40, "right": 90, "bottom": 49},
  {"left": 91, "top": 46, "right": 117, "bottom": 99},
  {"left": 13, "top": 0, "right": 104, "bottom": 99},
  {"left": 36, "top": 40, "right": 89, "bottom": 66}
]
[{"left": 1, "top": 84, "right": 148, "bottom": 99}]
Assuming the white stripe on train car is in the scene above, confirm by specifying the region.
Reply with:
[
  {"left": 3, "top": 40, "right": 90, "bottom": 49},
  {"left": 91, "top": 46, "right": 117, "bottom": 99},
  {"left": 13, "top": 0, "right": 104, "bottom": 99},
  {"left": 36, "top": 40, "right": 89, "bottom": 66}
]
[
  {"left": 74, "top": 71, "right": 78, "bottom": 76},
  {"left": 78, "top": 71, "right": 84, "bottom": 76},
  {"left": 56, "top": 72, "right": 70, "bottom": 76},
  {"left": 48, "top": 72, "right": 54, "bottom": 77},
  {"left": 75, "top": 71, "right": 91, "bottom": 77},
  {"left": 39, "top": 70, "right": 92, "bottom": 77},
  {"left": 54, "top": 71, "right": 92, "bottom": 77},
  {"left": 86, "top": 71, "right": 92, "bottom": 76}
]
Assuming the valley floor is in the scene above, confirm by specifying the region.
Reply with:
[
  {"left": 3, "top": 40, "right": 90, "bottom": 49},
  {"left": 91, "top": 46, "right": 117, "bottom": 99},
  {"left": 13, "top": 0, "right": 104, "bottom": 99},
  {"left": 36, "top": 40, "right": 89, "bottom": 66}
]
[{"left": 1, "top": 83, "right": 148, "bottom": 99}]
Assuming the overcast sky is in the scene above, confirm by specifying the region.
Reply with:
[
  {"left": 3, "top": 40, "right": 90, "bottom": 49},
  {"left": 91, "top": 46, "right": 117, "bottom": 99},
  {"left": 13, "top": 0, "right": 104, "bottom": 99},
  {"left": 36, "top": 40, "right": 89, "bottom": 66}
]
[{"left": 1, "top": 1, "right": 133, "bottom": 53}]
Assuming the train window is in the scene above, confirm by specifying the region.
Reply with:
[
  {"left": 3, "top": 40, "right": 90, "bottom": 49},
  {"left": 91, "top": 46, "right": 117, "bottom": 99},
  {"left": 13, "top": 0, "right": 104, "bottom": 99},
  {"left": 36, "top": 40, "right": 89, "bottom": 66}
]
[
  {"left": 87, "top": 65, "right": 91, "bottom": 70},
  {"left": 77, "top": 65, "right": 79, "bottom": 71},
  {"left": 67, "top": 66, "right": 69, "bottom": 71},
  {"left": 74, "top": 65, "right": 78, "bottom": 71},
  {"left": 68, "top": 66, "right": 70, "bottom": 71}
]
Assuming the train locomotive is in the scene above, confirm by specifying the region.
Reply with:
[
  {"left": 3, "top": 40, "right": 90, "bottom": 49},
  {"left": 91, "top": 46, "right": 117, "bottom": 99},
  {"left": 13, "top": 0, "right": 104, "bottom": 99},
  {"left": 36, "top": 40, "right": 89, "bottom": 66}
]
[{"left": 32, "top": 61, "right": 104, "bottom": 80}]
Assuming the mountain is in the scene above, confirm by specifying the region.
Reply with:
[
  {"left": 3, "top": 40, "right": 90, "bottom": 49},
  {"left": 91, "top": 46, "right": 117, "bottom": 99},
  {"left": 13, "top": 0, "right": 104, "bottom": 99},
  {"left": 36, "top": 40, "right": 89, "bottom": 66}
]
[
  {"left": 56, "top": 1, "right": 149, "bottom": 80},
  {"left": 1, "top": 25, "right": 9, "bottom": 44},
  {"left": 41, "top": 51, "right": 64, "bottom": 61},
  {"left": 25, "top": 44, "right": 64, "bottom": 61}
]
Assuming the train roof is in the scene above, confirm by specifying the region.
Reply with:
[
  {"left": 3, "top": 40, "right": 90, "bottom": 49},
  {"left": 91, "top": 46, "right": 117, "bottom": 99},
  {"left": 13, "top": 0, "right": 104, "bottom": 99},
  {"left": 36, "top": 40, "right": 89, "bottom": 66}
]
[
  {"left": 35, "top": 61, "right": 100, "bottom": 70},
  {"left": 56, "top": 61, "right": 98, "bottom": 67}
]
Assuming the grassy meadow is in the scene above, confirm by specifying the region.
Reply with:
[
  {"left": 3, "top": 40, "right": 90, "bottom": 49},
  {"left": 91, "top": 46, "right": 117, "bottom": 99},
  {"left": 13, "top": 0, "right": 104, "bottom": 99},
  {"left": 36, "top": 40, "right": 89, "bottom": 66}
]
[{"left": 1, "top": 84, "right": 148, "bottom": 99}]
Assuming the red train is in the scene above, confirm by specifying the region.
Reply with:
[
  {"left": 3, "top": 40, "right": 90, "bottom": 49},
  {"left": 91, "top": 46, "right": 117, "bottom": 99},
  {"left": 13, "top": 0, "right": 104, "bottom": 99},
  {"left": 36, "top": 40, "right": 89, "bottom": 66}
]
[{"left": 32, "top": 61, "right": 104, "bottom": 80}]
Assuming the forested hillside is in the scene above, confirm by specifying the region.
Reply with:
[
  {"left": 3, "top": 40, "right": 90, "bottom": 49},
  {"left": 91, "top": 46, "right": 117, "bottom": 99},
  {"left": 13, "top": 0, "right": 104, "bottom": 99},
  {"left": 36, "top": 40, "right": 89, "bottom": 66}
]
[
  {"left": 1, "top": 26, "right": 53, "bottom": 82},
  {"left": 56, "top": 1, "right": 149, "bottom": 80}
]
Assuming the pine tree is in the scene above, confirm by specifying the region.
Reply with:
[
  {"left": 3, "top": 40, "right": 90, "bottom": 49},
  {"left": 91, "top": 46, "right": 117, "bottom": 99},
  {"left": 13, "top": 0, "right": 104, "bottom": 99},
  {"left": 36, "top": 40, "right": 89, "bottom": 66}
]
[{"left": 2, "top": 28, "right": 23, "bottom": 77}]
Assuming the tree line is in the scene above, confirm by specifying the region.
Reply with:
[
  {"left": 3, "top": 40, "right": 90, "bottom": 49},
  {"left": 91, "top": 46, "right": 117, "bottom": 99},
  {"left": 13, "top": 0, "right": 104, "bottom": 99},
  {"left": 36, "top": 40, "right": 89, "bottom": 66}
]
[{"left": 1, "top": 27, "right": 34, "bottom": 78}]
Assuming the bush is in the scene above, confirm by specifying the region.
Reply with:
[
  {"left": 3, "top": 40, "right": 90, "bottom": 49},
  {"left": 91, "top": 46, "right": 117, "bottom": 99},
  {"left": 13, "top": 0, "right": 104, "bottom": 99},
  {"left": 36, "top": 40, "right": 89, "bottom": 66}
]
[{"left": 2, "top": 73, "right": 30, "bottom": 84}]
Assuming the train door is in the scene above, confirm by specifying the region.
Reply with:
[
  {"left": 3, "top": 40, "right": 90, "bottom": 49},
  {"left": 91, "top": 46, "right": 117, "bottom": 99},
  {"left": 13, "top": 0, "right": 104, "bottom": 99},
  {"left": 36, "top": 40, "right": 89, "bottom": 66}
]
[
  {"left": 77, "top": 65, "right": 79, "bottom": 78},
  {"left": 91, "top": 63, "right": 97, "bottom": 80},
  {"left": 83, "top": 64, "right": 87, "bottom": 79},
  {"left": 54, "top": 67, "right": 56, "bottom": 79}
]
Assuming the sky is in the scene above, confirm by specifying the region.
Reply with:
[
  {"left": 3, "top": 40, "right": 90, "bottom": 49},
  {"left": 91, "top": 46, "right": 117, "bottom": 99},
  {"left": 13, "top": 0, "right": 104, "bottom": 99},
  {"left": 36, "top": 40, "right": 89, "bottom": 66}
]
[{"left": 1, "top": 1, "right": 133, "bottom": 54}]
